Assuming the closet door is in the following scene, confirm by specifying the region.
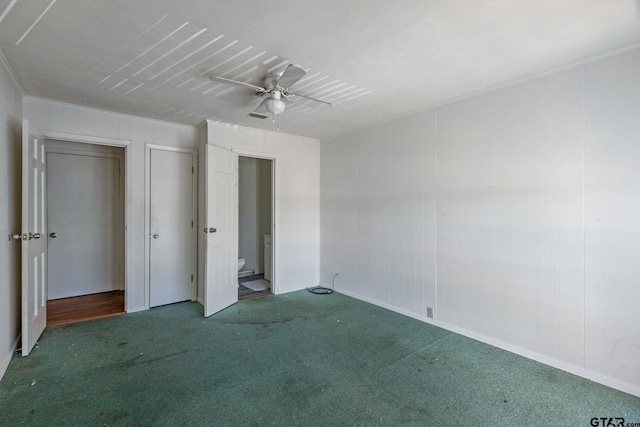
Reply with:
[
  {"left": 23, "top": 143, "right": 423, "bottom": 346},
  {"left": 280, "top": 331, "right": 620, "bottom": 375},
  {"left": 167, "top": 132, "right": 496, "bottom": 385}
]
[{"left": 149, "top": 147, "right": 195, "bottom": 307}]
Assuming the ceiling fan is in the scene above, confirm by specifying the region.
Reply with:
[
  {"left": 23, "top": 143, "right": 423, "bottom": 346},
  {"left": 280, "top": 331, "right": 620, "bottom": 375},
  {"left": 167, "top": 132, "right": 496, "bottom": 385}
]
[{"left": 209, "top": 64, "right": 332, "bottom": 122}]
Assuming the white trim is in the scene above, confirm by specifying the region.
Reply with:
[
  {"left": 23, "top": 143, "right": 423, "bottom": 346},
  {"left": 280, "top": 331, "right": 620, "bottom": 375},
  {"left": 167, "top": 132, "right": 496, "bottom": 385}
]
[
  {"left": 232, "top": 148, "right": 277, "bottom": 294},
  {"left": 0, "top": 334, "right": 20, "bottom": 381},
  {"left": 323, "top": 43, "right": 640, "bottom": 142},
  {"left": 124, "top": 305, "right": 147, "bottom": 314},
  {"left": 331, "top": 285, "right": 640, "bottom": 399},
  {"left": 231, "top": 147, "right": 278, "bottom": 160},
  {"left": 144, "top": 144, "right": 198, "bottom": 308},
  {"left": 42, "top": 131, "right": 130, "bottom": 147},
  {"left": 0, "top": 48, "right": 25, "bottom": 96},
  {"left": 206, "top": 118, "right": 319, "bottom": 141},
  {"left": 43, "top": 145, "right": 124, "bottom": 159},
  {"left": 41, "top": 130, "right": 133, "bottom": 312}
]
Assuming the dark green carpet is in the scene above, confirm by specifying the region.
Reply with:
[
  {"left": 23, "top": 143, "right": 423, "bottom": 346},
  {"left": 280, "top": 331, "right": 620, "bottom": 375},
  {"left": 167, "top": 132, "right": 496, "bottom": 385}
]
[{"left": 1, "top": 291, "right": 639, "bottom": 426}]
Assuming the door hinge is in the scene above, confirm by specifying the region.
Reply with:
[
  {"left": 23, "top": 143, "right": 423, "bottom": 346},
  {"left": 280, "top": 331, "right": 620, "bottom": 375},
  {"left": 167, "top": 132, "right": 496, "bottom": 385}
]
[
  {"left": 192, "top": 166, "right": 194, "bottom": 174},
  {"left": 191, "top": 220, "right": 194, "bottom": 228},
  {"left": 191, "top": 274, "right": 194, "bottom": 282}
]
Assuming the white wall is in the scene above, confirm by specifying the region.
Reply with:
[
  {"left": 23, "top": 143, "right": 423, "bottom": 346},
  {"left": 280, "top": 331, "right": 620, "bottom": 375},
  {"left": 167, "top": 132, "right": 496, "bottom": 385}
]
[
  {"left": 238, "top": 157, "right": 272, "bottom": 275},
  {"left": 23, "top": 97, "right": 198, "bottom": 312},
  {"left": 201, "top": 120, "right": 320, "bottom": 294},
  {"left": 239, "top": 156, "right": 259, "bottom": 272},
  {"left": 321, "top": 48, "right": 640, "bottom": 397},
  {"left": 257, "top": 158, "right": 272, "bottom": 274},
  {"left": 0, "top": 55, "right": 23, "bottom": 380}
]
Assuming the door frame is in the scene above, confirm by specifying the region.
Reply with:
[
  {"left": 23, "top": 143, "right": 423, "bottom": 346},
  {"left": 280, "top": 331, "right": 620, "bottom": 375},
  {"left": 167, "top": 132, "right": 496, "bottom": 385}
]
[
  {"left": 144, "top": 144, "right": 198, "bottom": 308},
  {"left": 45, "top": 142, "right": 125, "bottom": 298},
  {"left": 41, "top": 131, "right": 132, "bottom": 311},
  {"left": 231, "top": 148, "right": 277, "bottom": 294}
]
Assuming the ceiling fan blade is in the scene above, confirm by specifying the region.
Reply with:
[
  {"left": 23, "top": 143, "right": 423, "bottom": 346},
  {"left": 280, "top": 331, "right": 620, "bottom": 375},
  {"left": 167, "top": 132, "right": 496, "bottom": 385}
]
[
  {"left": 253, "top": 98, "right": 270, "bottom": 114},
  {"left": 275, "top": 64, "right": 306, "bottom": 90},
  {"left": 288, "top": 92, "right": 332, "bottom": 109},
  {"left": 209, "top": 75, "right": 265, "bottom": 92}
]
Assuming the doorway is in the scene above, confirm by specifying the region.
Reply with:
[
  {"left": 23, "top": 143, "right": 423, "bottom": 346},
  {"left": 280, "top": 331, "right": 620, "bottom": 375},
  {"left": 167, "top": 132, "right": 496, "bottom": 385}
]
[
  {"left": 238, "top": 156, "right": 273, "bottom": 300},
  {"left": 45, "top": 140, "right": 125, "bottom": 325}
]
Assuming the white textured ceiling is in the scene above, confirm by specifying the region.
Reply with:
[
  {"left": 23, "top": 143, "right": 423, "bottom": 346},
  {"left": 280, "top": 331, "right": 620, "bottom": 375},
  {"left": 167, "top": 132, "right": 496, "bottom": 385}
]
[{"left": 1, "top": 0, "right": 639, "bottom": 139}]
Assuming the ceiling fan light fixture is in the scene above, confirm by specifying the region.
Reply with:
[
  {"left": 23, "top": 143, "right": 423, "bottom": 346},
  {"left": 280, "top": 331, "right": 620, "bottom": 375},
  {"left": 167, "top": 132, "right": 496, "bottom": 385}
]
[
  {"left": 266, "top": 98, "right": 285, "bottom": 115},
  {"left": 266, "top": 90, "right": 285, "bottom": 115}
]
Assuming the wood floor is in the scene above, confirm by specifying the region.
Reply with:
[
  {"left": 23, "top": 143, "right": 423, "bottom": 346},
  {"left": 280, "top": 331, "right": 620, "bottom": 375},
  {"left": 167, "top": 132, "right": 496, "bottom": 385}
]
[
  {"left": 47, "top": 290, "right": 125, "bottom": 326},
  {"left": 46, "top": 280, "right": 267, "bottom": 325}
]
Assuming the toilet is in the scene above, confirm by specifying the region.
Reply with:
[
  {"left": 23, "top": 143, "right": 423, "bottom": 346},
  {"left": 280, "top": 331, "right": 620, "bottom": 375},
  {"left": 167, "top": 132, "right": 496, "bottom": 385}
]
[{"left": 238, "top": 257, "right": 254, "bottom": 278}]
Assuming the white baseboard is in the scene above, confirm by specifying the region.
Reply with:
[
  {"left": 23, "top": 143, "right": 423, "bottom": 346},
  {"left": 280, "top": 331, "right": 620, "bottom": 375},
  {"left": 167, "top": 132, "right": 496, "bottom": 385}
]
[
  {"left": 277, "top": 282, "right": 320, "bottom": 295},
  {"left": 125, "top": 305, "right": 148, "bottom": 314},
  {"left": 330, "top": 284, "right": 640, "bottom": 399},
  {"left": 0, "top": 334, "right": 21, "bottom": 382}
]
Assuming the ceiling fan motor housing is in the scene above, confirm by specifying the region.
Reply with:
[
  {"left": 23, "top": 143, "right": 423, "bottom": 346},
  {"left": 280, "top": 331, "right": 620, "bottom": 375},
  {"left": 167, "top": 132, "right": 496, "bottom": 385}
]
[{"left": 264, "top": 72, "right": 282, "bottom": 90}]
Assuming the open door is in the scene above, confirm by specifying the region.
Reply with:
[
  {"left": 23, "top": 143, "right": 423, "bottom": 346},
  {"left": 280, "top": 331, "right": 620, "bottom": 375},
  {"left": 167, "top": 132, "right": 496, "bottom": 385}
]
[
  {"left": 20, "top": 120, "right": 48, "bottom": 356},
  {"left": 203, "top": 144, "right": 239, "bottom": 317}
]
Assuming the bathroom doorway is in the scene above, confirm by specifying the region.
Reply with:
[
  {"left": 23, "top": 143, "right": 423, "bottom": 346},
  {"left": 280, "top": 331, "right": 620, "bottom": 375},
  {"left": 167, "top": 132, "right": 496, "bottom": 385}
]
[{"left": 238, "top": 156, "right": 273, "bottom": 300}]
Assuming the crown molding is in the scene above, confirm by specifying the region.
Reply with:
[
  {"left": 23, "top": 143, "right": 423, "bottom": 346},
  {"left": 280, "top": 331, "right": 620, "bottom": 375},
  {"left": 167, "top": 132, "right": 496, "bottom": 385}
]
[{"left": 0, "top": 48, "right": 25, "bottom": 96}]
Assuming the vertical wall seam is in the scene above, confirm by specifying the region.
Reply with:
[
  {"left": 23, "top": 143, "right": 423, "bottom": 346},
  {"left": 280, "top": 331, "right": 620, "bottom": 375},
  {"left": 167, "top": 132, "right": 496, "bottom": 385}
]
[
  {"left": 582, "top": 64, "right": 587, "bottom": 369},
  {"left": 600, "top": 63, "right": 606, "bottom": 375},
  {"left": 422, "top": 117, "right": 427, "bottom": 314},
  {"left": 556, "top": 94, "right": 561, "bottom": 359},
  {"left": 542, "top": 85, "right": 547, "bottom": 352},
  {"left": 472, "top": 105, "right": 477, "bottom": 329},
  {"left": 491, "top": 100, "right": 495, "bottom": 337},
  {"left": 462, "top": 105, "right": 467, "bottom": 327},
  {"left": 434, "top": 109, "right": 439, "bottom": 319},
  {"left": 520, "top": 104, "right": 524, "bottom": 348}
]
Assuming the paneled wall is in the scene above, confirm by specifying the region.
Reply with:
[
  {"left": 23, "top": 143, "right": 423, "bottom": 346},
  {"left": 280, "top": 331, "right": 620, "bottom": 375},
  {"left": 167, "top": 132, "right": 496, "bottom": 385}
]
[
  {"left": 202, "top": 120, "right": 320, "bottom": 295},
  {"left": 321, "top": 48, "right": 640, "bottom": 396},
  {"left": 23, "top": 97, "right": 198, "bottom": 312},
  {"left": 0, "top": 55, "right": 22, "bottom": 379}
]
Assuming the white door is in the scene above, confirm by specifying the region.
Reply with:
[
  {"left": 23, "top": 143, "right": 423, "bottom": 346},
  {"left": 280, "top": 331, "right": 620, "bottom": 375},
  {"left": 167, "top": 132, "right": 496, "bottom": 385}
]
[
  {"left": 20, "top": 120, "right": 47, "bottom": 356},
  {"left": 203, "top": 145, "right": 238, "bottom": 317},
  {"left": 47, "top": 152, "right": 123, "bottom": 299},
  {"left": 149, "top": 148, "right": 195, "bottom": 307}
]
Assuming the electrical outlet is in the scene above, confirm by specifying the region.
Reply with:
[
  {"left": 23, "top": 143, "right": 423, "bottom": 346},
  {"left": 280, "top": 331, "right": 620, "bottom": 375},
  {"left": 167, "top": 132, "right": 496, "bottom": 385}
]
[{"left": 426, "top": 307, "right": 434, "bottom": 319}]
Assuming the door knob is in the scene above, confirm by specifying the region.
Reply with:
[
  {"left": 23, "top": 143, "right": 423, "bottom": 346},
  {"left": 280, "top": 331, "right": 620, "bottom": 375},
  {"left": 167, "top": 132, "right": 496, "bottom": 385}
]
[
  {"left": 49, "top": 232, "right": 57, "bottom": 238},
  {"left": 153, "top": 234, "right": 159, "bottom": 239},
  {"left": 29, "top": 233, "right": 41, "bottom": 240},
  {"left": 209, "top": 227, "right": 216, "bottom": 233},
  {"left": 11, "top": 234, "right": 24, "bottom": 241}
]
